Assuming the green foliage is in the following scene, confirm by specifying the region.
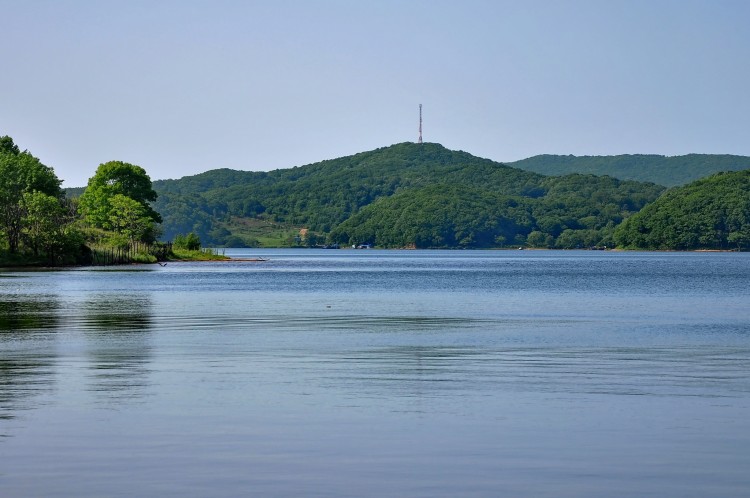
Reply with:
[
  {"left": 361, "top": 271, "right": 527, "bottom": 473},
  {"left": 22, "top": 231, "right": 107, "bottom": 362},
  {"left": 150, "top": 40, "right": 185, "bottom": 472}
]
[
  {"left": 20, "top": 192, "right": 82, "bottom": 263},
  {"left": 169, "top": 247, "right": 227, "bottom": 261},
  {"left": 0, "top": 135, "right": 21, "bottom": 155},
  {"left": 328, "top": 174, "right": 655, "bottom": 249},
  {"left": 79, "top": 161, "right": 161, "bottom": 242},
  {"left": 8, "top": 136, "right": 745, "bottom": 256},
  {"left": 510, "top": 154, "right": 750, "bottom": 187},
  {"left": 0, "top": 136, "right": 183, "bottom": 266},
  {"left": 222, "top": 234, "right": 258, "bottom": 248},
  {"left": 129, "top": 251, "right": 157, "bottom": 264},
  {"left": 173, "top": 232, "right": 201, "bottom": 251},
  {"left": 0, "top": 140, "right": 63, "bottom": 253},
  {"left": 330, "top": 184, "right": 534, "bottom": 248},
  {"left": 151, "top": 192, "right": 214, "bottom": 242},
  {"left": 151, "top": 142, "right": 664, "bottom": 248},
  {"left": 64, "top": 186, "right": 85, "bottom": 198},
  {"left": 108, "top": 194, "right": 157, "bottom": 243},
  {"left": 150, "top": 143, "right": 546, "bottom": 244},
  {"left": 219, "top": 217, "right": 294, "bottom": 247},
  {"left": 185, "top": 232, "right": 201, "bottom": 250},
  {"left": 527, "top": 231, "right": 553, "bottom": 248},
  {"left": 614, "top": 170, "right": 750, "bottom": 250}
]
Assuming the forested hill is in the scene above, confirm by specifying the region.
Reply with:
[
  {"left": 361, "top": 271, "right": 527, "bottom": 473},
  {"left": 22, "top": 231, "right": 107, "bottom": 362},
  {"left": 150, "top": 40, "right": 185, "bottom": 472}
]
[
  {"left": 508, "top": 154, "right": 750, "bottom": 187},
  {"left": 148, "top": 142, "right": 665, "bottom": 249},
  {"left": 614, "top": 170, "right": 750, "bottom": 250}
]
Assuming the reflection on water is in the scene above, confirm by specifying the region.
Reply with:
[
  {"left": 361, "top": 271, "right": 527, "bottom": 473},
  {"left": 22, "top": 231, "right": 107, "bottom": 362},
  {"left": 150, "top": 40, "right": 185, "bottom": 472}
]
[
  {"left": 80, "top": 294, "right": 153, "bottom": 331},
  {"left": 0, "top": 295, "right": 59, "bottom": 428},
  {"left": 0, "top": 291, "right": 155, "bottom": 423},
  {"left": 0, "top": 355, "right": 56, "bottom": 425},
  {"left": 0, "top": 297, "right": 60, "bottom": 333},
  {"left": 81, "top": 295, "right": 153, "bottom": 402}
]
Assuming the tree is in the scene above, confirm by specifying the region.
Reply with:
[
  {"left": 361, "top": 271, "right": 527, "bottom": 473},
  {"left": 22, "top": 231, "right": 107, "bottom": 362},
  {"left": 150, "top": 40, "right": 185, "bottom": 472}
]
[
  {"left": 79, "top": 161, "right": 161, "bottom": 231},
  {"left": 614, "top": 170, "right": 750, "bottom": 250},
  {"left": 185, "top": 232, "right": 201, "bottom": 250},
  {"left": 107, "top": 194, "right": 157, "bottom": 243},
  {"left": 0, "top": 135, "right": 21, "bottom": 155},
  {"left": 0, "top": 144, "right": 62, "bottom": 253},
  {"left": 174, "top": 232, "right": 201, "bottom": 250},
  {"left": 527, "top": 230, "right": 552, "bottom": 248},
  {"left": 21, "top": 191, "right": 65, "bottom": 257},
  {"left": 21, "top": 192, "right": 82, "bottom": 263}
]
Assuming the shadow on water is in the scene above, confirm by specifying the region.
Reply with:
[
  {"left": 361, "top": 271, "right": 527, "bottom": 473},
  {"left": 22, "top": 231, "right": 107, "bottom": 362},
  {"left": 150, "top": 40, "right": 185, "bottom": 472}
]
[{"left": 81, "top": 295, "right": 153, "bottom": 404}]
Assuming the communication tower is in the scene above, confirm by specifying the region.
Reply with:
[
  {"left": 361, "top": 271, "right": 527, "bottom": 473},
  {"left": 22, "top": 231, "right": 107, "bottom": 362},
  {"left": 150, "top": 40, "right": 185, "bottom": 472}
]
[{"left": 418, "top": 104, "right": 423, "bottom": 144}]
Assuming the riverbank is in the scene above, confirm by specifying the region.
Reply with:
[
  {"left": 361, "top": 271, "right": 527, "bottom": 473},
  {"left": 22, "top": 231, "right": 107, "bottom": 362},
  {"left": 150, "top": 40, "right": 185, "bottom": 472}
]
[
  {"left": 168, "top": 248, "right": 230, "bottom": 262},
  {"left": 0, "top": 246, "right": 230, "bottom": 268}
]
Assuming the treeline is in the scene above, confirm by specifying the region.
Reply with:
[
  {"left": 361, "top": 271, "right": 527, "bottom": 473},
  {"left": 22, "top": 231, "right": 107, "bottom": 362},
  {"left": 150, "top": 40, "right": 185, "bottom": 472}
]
[
  {"left": 615, "top": 170, "right": 750, "bottom": 250},
  {"left": 22, "top": 138, "right": 750, "bottom": 253},
  {"left": 1, "top": 136, "right": 164, "bottom": 265},
  {"left": 508, "top": 153, "right": 750, "bottom": 187},
  {"left": 0, "top": 136, "right": 82, "bottom": 264},
  {"left": 150, "top": 142, "right": 665, "bottom": 248},
  {"left": 329, "top": 175, "right": 661, "bottom": 249}
]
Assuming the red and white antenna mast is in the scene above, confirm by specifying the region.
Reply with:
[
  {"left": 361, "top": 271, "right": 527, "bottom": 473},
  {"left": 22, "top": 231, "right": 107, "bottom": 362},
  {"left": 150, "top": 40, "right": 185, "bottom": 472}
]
[{"left": 418, "top": 104, "right": 423, "bottom": 144}]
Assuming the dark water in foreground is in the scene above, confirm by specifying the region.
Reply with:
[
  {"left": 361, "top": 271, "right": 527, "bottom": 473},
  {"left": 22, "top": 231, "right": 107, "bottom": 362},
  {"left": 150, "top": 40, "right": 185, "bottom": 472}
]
[{"left": 1, "top": 250, "right": 749, "bottom": 497}]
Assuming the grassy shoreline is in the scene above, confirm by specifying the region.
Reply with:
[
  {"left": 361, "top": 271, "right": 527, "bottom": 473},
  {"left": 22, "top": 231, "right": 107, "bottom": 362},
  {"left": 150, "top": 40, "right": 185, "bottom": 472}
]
[
  {"left": 0, "top": 246, "right": 230, "bottom": 268},
  {"left": 168, "top": 248, "right": 230, "bottom": 261}
]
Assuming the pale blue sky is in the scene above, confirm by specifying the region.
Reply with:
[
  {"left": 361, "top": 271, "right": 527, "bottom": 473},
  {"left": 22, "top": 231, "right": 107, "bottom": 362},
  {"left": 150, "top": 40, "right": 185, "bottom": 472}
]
[{"left": 3, "top": 0, "right": 749, "bottom": 186}]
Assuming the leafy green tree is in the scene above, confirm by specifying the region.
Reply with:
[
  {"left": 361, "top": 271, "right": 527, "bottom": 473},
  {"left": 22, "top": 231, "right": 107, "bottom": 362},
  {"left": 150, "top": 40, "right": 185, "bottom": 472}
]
[
  {"left": 79, "top": 161, "right": 161, "bottom": 230},
  {"left": 21, "top": 192, "right": 82, "bottom": 263},
  {"left": 0, "top": 135, "right": 21, "bottom": 155},
  {"left": 173, "top": 232, "right": 201, "bottom": 250},
  {"left": 21, "top": 191, "right": 65, "bottom": 256},
  {"left": 728, "top": 228, "right": 750, "bottom": 250},
  {"left": 185, "top": 232, "right": 201, "bottom": 250},
  {"left": 554, "top": 229, "right": 601, "bottom": 249},
  {"left": 173, "top": 233, "right": 186, "bottom": 248},
  {"left": 526, "top": 230, "right": 552, "bottom": 248},
  {"left": 107, "top": 194, "right": 157, "bottom": 243},
  {"left": 0, "top": 143, "right": 62, "bottom": 253}
]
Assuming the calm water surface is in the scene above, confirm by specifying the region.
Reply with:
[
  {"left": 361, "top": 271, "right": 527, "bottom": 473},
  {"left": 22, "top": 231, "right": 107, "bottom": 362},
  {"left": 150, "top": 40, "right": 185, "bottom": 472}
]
[{"left": 1, "top": 250, "right": 749, "bottom": 497}]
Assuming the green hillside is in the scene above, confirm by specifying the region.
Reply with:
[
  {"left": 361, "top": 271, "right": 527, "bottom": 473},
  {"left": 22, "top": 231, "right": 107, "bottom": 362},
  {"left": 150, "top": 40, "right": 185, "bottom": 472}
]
[
  {"left": 150, "top": 142, "right": 665, "bottom": 249},
  {"left": 331, "top": 174, "right": 662, "bottom": 249},
  {"left": 614, "top": 170, "right": 750, "bottom": 250},
  {"left": 508, "top": 154, "right": 750, "bottom": 187}
]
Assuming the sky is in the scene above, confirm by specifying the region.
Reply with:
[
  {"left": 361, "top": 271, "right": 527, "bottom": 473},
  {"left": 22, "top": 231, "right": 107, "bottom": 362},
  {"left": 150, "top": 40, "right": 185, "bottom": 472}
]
[{"left": 3, "top": 0, "right": 750, "bottom": 187}]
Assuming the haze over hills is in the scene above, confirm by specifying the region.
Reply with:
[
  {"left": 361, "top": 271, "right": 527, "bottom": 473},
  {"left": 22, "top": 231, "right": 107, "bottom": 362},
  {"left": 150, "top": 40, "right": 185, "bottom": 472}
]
[{"left": 508, "top": 154, "right": 750, "bottom": 187}]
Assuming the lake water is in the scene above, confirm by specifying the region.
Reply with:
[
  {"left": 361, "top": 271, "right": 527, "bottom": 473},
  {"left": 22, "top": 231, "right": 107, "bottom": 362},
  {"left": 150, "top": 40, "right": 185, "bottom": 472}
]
[{"left": 1, "top": 249, "right": 749, "bottom": 497}]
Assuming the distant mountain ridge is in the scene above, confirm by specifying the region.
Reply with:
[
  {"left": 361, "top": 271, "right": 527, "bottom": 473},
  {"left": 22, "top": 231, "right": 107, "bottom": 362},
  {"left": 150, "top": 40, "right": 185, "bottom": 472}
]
[
  {"left": 145, "top": 142, "right": 664, "bottom": 248},
  {"left": 507, "top": 154, "right": 750, "bottom": 187}
]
